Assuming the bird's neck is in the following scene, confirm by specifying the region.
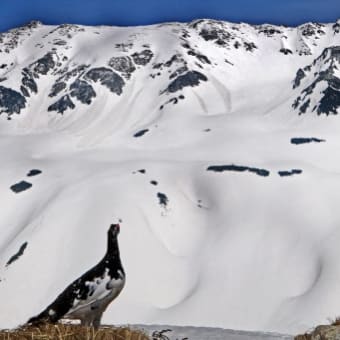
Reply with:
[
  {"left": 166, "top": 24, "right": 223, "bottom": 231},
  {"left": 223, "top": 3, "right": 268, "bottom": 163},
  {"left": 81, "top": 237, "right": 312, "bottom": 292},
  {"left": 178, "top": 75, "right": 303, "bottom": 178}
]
[{"left": 106, "top": 237, "right": 121, "bottom": 261}]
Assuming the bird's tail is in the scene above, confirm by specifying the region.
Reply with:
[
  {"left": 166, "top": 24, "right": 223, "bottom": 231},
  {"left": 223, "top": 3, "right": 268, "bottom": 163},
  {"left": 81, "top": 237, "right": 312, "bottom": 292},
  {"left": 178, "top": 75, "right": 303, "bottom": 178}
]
[{"left": 27, "top": 310, "right": 54, "bottom": 326}]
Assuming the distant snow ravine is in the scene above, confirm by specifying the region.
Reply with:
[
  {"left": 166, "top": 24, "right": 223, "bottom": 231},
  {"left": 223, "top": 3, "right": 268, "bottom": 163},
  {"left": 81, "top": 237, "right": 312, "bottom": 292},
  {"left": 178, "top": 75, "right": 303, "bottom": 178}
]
[{"left": 0, "top": 18, "right": 339, "bottom": 334}]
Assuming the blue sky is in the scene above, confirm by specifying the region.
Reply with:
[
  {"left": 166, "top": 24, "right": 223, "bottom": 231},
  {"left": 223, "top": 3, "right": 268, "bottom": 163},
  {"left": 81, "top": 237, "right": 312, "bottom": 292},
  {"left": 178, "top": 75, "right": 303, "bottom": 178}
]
[{"left": 0, "top": 0, "right": 339, "bottom": 32}]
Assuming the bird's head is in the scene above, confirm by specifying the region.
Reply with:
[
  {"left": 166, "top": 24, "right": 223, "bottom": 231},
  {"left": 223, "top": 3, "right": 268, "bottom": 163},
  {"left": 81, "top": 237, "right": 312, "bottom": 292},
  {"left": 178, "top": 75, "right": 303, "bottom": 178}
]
[{"left": 108, "top": 224, "right": 120, "bottom": 239}]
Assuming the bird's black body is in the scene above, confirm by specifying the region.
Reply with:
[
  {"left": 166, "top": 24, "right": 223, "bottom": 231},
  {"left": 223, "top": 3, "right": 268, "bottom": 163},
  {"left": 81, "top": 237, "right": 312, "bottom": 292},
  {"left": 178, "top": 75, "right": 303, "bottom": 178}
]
[{"left": 27, "top": 224, "right": 125, "bottom": 328}]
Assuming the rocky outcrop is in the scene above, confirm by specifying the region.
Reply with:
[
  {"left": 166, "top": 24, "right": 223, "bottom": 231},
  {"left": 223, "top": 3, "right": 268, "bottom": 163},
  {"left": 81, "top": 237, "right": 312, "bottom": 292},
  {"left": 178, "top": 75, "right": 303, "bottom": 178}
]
[
  {"left": 69, "top": 79, "right": 96, "bottom": 104},
  {"left": 131, "top": 50, "right": 153, "bottom": 66},
  {"left": 0, "top": 85, "right": 26, "bottom": 115},
  {"left": 85, "top": 67, "right": 125, "bottom": 95},
  {"left": 293, "top": 46, "right": 340, "bottom": 115},
  {"left": 49, "top": 81, "right": 66, "bottom": 97},
  {"left": 48, "top": 94, "right": 75, "bottom": 114},
  {"left": 165, "top": 71, "right": 208, "bottom": 93},
  {"left": 108, "top": 56, "right": 136, "bottom": 78},
  {"left": 31, "top": 52, "right": 56, "bottom": 76}
]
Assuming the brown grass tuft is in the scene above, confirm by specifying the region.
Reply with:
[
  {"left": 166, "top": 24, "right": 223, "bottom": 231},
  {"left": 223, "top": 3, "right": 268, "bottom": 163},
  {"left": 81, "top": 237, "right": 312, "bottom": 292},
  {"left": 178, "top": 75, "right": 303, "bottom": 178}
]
[
  {"left": 331, "top": 317, "right": 340, "bottom": 326},
  {"left": 0, "top": 323, "right": 150, "bottom": 340}
]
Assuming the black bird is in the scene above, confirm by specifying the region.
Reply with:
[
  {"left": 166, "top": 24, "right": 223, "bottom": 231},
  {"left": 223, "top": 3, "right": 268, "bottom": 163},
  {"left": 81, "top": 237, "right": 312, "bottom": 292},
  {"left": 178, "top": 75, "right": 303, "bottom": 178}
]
[{"left": 28, "top": 224, "right": 125, "bottom": 328}]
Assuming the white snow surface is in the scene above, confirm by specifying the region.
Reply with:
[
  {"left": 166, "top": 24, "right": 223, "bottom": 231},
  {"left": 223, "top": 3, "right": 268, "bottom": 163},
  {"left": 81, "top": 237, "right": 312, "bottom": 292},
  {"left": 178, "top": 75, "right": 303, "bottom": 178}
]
[{"left": 0, "top": 19, "right": 339, "bottom": 334}]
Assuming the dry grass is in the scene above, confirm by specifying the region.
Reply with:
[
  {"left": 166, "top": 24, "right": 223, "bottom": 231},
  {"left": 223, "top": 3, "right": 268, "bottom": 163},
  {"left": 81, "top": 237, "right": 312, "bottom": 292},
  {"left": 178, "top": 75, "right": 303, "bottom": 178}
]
[
  {"left": 0, "top": 323, "right": 150, "bottom": 340},
  {"left": 295, "top": 317, "right": 340, "bottom": 340},
  {"left": 331, "top": 317, "right": 340, "bottom": 326}
]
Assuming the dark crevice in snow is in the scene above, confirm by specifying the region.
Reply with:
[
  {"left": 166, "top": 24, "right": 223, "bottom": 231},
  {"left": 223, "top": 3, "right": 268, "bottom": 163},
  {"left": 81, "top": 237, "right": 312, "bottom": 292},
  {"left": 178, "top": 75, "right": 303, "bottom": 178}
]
[{"left": 6, "top": 242, "right": 28, "bottom": 267}]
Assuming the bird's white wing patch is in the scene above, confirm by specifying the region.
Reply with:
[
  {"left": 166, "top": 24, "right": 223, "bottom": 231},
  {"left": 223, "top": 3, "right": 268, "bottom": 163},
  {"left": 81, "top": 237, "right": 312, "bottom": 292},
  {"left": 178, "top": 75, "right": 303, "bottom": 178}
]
[{"left": 66, "top": 269, "right": 125, "bottom": 315}]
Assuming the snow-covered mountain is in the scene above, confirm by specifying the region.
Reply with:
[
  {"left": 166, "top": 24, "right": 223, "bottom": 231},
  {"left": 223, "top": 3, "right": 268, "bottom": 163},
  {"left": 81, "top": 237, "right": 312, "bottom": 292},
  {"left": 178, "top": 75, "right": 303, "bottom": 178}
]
[{"left": 0, "top": 18, "right": 339, "bottom": 333}]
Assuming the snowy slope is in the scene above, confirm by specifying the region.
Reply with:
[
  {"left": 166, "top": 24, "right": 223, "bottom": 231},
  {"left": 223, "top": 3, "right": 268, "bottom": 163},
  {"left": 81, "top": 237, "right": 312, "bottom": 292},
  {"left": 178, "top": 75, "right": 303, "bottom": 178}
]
[{"left": 0, "top": 18, "right": 339, "bottom": 333}]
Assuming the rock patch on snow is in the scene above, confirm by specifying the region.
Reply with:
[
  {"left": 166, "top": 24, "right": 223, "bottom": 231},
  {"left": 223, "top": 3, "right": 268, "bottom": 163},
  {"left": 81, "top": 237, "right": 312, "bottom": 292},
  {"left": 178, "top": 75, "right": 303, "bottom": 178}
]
[
  {"left": 6, "top": 242, "right": 28, "bottom": 267},
  {"left": 10, "top": 181, "right": 32, "bottom": 193},
  {"left": 207, "top": 164, "right": 270, "bottom": 177}
]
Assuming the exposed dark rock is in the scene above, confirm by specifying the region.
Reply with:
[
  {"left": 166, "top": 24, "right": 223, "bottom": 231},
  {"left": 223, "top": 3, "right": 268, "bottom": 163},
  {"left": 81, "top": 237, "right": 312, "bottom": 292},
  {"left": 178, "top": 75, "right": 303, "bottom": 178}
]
[
  {"left": 85, "top": 67, "right": 125, "bottom": 95},
  {"left": 299, "top": 99, "right": 311, "bottom": 114},
  {"left": 280, "top": 48, "right": 293, "bottom": 55},
  {"left": 22, "top": 69, "right": 38, "bottom": 94},
  {"left": 115, "top": 42, "right": 133, "bottom": 51},
  {"left": 27, "top": 169, "right": 42, "bottom": 177},
  {"left": 207, "top": 164, "right": 270, "bottom": 177},
  {"left": 169, "top": 97, "right": 178, "bottom": 105},
  {"left": 199, "top": 27, "right": 231, "bottom": 46},
  {"left": 70, "top": 79, "right": 96, "bottom": 104},
  {"left": 134, "top": 129, "right": 149, "bottom": 138},
  {"left": 49, "top": 82, "right": 67, "bottom": 97},
  {"left": 6, "top": 242, "right": 28, "bottom": 267},
  {"left": 278, "top": 169, "right": 303, "bottom": 177},
  {"left": 53, "top": 40, "right": 67, "bottom": 46},
  {"left": 131, "top": 50, "right": 153, "bottom": 66},
  {"left": 333, "top": 22, "right": 340, "bottom": 34},
  {"left": 26, "top": 20, "right": 42, "bottom": 29},
  {"left": 292, "top": 96, "right": 301, "bottom": 109},
  {"left": 0, "top": 85, "right": 26, "bottom": 115},
  {"left": 0, "top": 64, "right": 7, "bottom": 69},
  {"left": 58, "top": 64, "right": 89, "bottom": 82},
  {"left": 301, "top": 24, "right": 316, "bottom": 37},
  {"left": 20, "top": 85, "right": 30, "bottom": 97},
  {"left": 10, "top": 181, "right": 32, "bottom": 193},
  {"left": 108, "top": 56, "right": 136, "bottom": 77},
  {"left": 165, "top": 71, "right": 208, "bottom": 93},
  {"left": 48, "top": 95, "right": 75, "bottom": 114},
  {"left": 31, "top": 52, "right": 56, "bottom": 75},
  {"left": 153, "top": 63, "right": 163, "bottom": 70},
  {"left": 169, "top": 66, "right": 189, "bottom": 79},
  {"left": 290, "top": 137, "right": 325, "bottom": 145},
  {"left": 244, "top": 42, "right": 257, "bottom": 52},
  {"left": 138, "top": 169, "right": 146, "bottom": 174},
  {"left": 157, "top": 192, "right": 168, "bottom": 207},
  {"left": 293, "top": 69, "right": 306, "bottom": 89},
  {"left": 150, "top": 180, "right": 158, "bottom": 186},
  {"left": 293, "top": 46, "right": 340, "bottom": 115},
  {"left": 318, "top": 86, "right": 340, "bottom": 115},
  {"left": 234, "top": 41, "right": 241, "bottom": 49},
  {"left": 187, "top": 50, "right": 211, "bottom": 64},
  {"left": 259, "top": 27, "right": 282, "bottom": 36}
]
